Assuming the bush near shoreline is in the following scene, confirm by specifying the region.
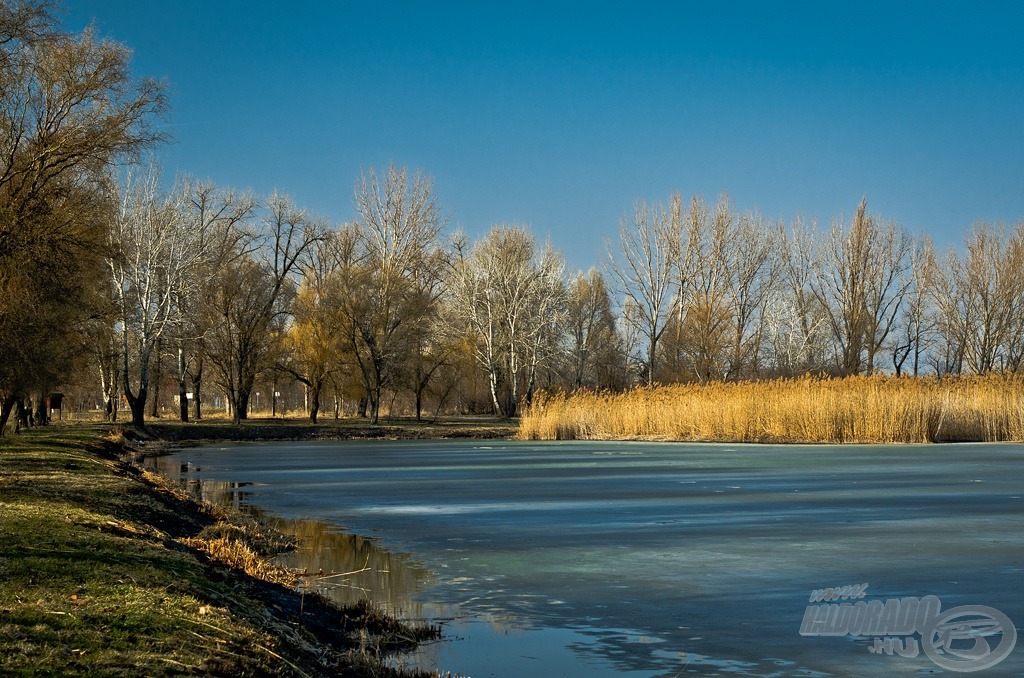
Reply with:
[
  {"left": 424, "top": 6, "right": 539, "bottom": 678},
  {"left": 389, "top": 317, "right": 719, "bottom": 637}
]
[
  {"left": 0, "top": 426, "right": 443, "bottom": 677},
  {"left": 518, "top": 374, "right": 1024, "bottom": 444}
]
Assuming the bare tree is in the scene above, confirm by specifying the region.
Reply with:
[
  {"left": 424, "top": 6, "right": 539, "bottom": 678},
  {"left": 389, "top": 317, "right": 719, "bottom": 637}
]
[
  {"left": 891, "top": 237, "right": 937, "bottom": 376},
  {"left": 932, "top": 223, "right": 1024, "bottom": 374},
  {"left": 171, "top": 177, "right": 256, "bottom": 421},
  {"left": 451, "top": 226, "right": 566, "bottom": 416},
  {"left": 766, "top": 216, "right": 830, "bottom": 376},
  {"left": 654, "top": 194, "right": 775, "bottom": 384},
  {"left": 812, "top": 198, "right": 911, "bottom": 375},
  {"left": 719, "top": 211, "right": 779, "bottom": 379},
  {"left": 404, "top": 296, "right": 464, "bottom": 421},
  {"left": 205, "top": 192, "right": 319, "bottom": 424},
  {"left": 107, "top": 168, "right": 212, "bottom": 429},
  {"left": 677, "top": 195, "right": 734, "bottom": 383},
  {"left": 283, "top": 226, "right": 355, "bottom": 423},
  {"left": 0, "top": 0, "right": 50, "bottom": 45},
  {"left": 607, "top": 196, "right": 679, "bottom": 385},
  {"left": 522, "top": 249, "right": 567, "bottom": 407},
  {"left": 85, "top": 283, "right": 121, "bottom": 421},
  {"left": 565, "top": 269, "right": 622, "bottom": 389},
  {"left": 618, "top": 297, "right": 644, "bottom": 385}
]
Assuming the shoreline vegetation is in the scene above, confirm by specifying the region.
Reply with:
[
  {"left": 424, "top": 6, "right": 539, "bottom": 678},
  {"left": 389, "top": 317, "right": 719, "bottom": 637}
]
[
  {"left": 0, "top": 426, "right": 452, "bottom": 677},
  {"left": 519, "top": 374, "right": 1024, "bottom": 444},
  {"left": 4, "top": 387, "right": 1021, "bottom": 674}
]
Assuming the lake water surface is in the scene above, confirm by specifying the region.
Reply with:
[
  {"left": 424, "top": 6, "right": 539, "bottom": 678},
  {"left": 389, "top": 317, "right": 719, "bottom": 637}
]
[{"left": 156, "top": 440, "right": 1024, "bottom": 677}]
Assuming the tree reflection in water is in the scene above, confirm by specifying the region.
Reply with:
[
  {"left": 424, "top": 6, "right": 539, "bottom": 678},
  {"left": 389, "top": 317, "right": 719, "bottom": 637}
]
[
  {"left": 149, "top": 456, "right": 437, "bottom": 619},
  {"left": 276, "top": 516, "right": 435, "bottom": 620}
]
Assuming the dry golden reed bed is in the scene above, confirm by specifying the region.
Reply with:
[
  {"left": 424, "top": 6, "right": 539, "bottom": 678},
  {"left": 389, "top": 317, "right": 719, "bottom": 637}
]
[{"left": 519, "top": 375, "right": 1024, "bottom": 443}]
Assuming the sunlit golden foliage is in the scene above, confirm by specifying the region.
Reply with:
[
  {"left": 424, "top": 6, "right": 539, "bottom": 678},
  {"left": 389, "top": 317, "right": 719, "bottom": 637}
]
[{"left": 519, "top": 374, "right": 1024, "bottom": 443}]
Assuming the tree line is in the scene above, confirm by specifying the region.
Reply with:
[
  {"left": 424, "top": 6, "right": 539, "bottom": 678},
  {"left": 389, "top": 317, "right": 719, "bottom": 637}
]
[
  {"left": 0, "top": 1, "right": 163, "bottom": 431},
  {"left": 3, "top": 1, "right": 1023, "bottom": 433}
]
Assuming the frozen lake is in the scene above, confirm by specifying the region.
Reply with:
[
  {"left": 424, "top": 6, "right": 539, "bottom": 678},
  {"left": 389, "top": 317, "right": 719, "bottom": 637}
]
[{"left": 157, "top": 440, "right": 1023, "bottom": 677}]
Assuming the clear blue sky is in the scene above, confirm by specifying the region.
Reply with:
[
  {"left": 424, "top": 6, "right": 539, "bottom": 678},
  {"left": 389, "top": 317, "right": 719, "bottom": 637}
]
[{"left": 66, "top": 1, "right": 1024, "bottom": 270}]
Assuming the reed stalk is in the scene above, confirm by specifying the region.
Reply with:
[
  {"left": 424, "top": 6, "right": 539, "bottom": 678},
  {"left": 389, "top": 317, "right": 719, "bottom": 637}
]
[{"left": 518, "top": 374, "right": 1024, "bottom": 443}]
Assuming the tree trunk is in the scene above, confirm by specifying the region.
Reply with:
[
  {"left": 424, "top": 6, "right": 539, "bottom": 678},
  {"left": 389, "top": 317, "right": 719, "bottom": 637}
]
[
  {"left": 15, "top": 398, "right": 30, "bottom": 431},
  {"left": 233, "top": 388, "right": 251, "bottom": 425},
  {"left": 178, "top": 344, "right": 189, "bottom": 422},
  {"left": 34, "top": 396, "right": 48, "bottom": 426},
  {"left": 150, "top": 338, "right": 161, "bottom": 418},
  {"left": 234, "top": 368, "right": 257, "bottom": 423},
  {"left": 99, "top": 362, "right": 118, "bottom": 422},
  {"left": 127, "top": 386, "right": 147, "bottom": 430},
  {"left": 271, "top": 377, "right": 277, "bottom": 417},
  {"left": 309, "top": 382, "right": 321, "bottom": 424},
  {"left": 192, "top": 359, "right": 203, "bottom": 421},
  {"left": 648, "top": 334, "right": 658, "bottom": 385},
  {"left": 503, "top": 388, "right": 517, "bottom": 418},
  {"left": 0, "top": 395, "right": 16, "bottom": 436},
  {"left": 488, "top": 365, "right": 502, "bottom": 416},
  {"left": 123, "top": 335, "right": 149, "bottom": 430},
  {"left": 369, "top": 395, "right": 380, "bottom": 424}
]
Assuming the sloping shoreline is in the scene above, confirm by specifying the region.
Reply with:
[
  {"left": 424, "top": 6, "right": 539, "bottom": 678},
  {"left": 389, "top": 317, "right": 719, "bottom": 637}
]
[{"left": 0, "top": 425, "right": 450, "bottom": 677}]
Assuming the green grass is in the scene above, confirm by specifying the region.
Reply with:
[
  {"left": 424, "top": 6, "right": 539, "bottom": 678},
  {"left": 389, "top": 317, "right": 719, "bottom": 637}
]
[{"left": 0, "top": 425, "right": 442, "bottom": 677}]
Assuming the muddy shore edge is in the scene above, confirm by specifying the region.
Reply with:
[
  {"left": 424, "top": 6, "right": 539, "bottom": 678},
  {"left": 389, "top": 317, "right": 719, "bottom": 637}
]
[{"left": 0, "top": 423, "right": 478, "bottom": 677}]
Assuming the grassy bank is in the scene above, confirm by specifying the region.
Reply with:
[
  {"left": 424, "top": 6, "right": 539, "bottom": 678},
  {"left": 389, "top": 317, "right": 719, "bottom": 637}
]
[
  {"left": 519, "top": 374, "right": 1024, "bottom": 443},
  {"left": 0, "top": 426, "right": 443, "bottom": 677}
]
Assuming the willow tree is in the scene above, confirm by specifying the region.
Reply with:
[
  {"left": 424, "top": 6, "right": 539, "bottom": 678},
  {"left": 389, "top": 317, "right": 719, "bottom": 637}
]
[
  {"left": 0, "top": 1, "right": 164, "bottom": 432},
  {"left": 339, "top": 165, "right": 445, "bottom": 424},
  {"left": 205, "top": 192, "right": 319, "bottom": 424},
  {"left": 282, "top": 226, "right": 357, "bottom": 423}
]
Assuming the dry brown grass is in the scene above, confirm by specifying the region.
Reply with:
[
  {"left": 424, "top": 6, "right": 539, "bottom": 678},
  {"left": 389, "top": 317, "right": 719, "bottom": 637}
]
[
  {"left": 181, "top": 535, "right": 299, "bottom": 587},
  {"left": 519, "top": 374, "right": 1024, "bottom": 443}
]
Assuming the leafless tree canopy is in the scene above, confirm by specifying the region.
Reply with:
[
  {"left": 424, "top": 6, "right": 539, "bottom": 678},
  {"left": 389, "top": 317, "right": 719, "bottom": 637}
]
[
  {"left": 450, "top": 225, "right": 566, "bottom": 416},
  {"left": 81, "top": 166, "right": 1024, "bottom": 427},
  {"left": 8, "top": 2, "right": 1024, "bottom": 430}
]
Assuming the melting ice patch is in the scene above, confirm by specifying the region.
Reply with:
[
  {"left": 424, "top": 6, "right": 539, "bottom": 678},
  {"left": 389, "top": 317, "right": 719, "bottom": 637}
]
[{"left": 357, "top": 500, "right": 600, "bottom": 515}]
